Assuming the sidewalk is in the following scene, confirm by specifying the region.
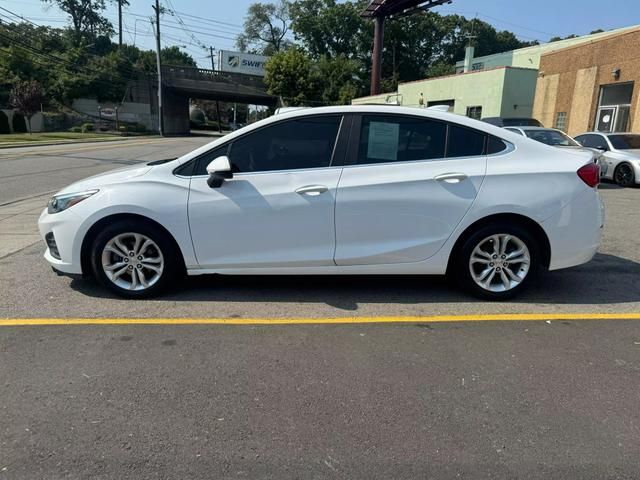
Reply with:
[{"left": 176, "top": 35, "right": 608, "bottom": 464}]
[{"left": 0, "top": 194, "right": 50, "bottom": 258}]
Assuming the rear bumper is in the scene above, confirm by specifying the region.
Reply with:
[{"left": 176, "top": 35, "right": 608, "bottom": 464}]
[{"left": 542, "top": 188, "right": 604, "bottom": 271}]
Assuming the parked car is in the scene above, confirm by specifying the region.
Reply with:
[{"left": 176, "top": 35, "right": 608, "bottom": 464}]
[
  {"left": 482, "top": 117, "right": 543, "bottom": 128},
  {"left": 505, "top": 127, "right": 607, "bottom": 175},
  {"left": 574, "top": 132, "right": 640, "bottom": 187},
  {"left": 39, "top": 106, "right": 604, "bottom": 300}
]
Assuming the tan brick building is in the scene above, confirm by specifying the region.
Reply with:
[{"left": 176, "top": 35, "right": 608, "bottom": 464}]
[{"left": 533, "top": 26, "right": 640, "bottom": 136}]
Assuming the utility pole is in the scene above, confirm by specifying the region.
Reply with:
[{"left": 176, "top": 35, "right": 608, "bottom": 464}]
[
  {"left": 209, "top": 45, "right": 222, "bottom": 134},
  {"left": 118, "top": 0, "right": 123, "bottom": 46},
  {"left": 209, "top": 46, "right": 215, "bottom": 70},
  {"left": 151, "top": 0, "right": 163, "bottom": 136},
  {"left": 370, "top": 16, "right": 384, "bottom": 96}
]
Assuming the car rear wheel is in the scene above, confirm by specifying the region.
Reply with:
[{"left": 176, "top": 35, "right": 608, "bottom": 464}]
[
  {"left": 614, "top": 163, "right": 635, "bottom": 187},
  {"left": 90, "top": 220, "right": 179, "bottom": 298},
  {"left": 455, "top": 223, "right": 540, "bottom": 300}
]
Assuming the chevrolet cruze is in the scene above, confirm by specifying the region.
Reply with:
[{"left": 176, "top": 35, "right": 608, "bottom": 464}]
[{"left": 38, "top": 106, "right": 604, "bottom": 300}]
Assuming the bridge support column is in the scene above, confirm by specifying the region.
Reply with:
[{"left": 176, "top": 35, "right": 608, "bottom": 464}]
[{"left": 162, "top": 89, "right": 190, "bottom": 135}]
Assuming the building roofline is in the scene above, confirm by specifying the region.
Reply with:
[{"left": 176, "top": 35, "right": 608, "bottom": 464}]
[
  {"left": 454, "top": 24, "right": 640, "bottom": 66},
  {"left": 539, "top": 26, "right": 640, "bottom": 58},
  {"left": 398, "top": 66, "right": 537, "bottom": 86}
]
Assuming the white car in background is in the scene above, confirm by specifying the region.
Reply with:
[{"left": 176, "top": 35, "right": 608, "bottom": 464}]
[
  {"left": 505, "top": 126, "right": 607, "bottom": 176},
  {"left": 38, "top": 106, "right": 604, "bottom": 300},
  {"left": 575, "top": 132, "right": 640, "bottom": 187}
]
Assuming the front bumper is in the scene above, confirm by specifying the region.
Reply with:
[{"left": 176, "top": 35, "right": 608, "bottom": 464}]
[{"left": 38, "top": 207, "right": 85, "bottom": 275}]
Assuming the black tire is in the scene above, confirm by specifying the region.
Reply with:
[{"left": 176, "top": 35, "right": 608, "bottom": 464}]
[
  {"left": 453, "top": 222, "right": 541, "bottom": 301},
  {"left": 614, "top": 163, "right": 635, "bottom": 187},
  {"left": 90, "top": 219, "right": 180, "bottom": 298}
]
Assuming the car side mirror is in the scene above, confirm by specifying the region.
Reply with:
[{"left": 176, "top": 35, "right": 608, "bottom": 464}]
[
  {"left": 595, "top": 145, "right": 609, "bottom": 152},
  {"left": 206, "top": 155, "right": 233, "bottom": 188}
]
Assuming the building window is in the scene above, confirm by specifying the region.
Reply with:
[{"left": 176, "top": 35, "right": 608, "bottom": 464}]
[
  {"left": 466, "top": 106, "right": 482, "bottom": 120},
  {"left": 555, "top": 112, "right": 567, "bottom": 131}
]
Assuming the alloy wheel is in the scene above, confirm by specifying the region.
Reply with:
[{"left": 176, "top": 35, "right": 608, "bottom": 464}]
[
  {"left": 101, "top": 232, "right": 164, "bottom": 291},
  {"left": 615, "top": 164, "right": 634, "bottom": 187},
  {"left": 469, "top": 234, "right": 531, "bottom": 293}
]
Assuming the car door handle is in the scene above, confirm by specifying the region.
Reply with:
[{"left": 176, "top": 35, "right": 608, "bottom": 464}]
[
  {"left": 434, "top": 173, "right": 468, "bottom": 184},
  {"left": 295, "top": 185, "right": 329, "bottom": 196}
]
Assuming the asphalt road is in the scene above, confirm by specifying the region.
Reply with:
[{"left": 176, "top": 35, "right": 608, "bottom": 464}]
[
  {"left": 0, "top": 136, "right": 215, "bottom": 205},
  {"left": 1, "top": 137, "right": 640, "bottom": 478}
]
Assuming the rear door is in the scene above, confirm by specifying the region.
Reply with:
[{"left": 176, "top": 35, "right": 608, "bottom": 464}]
[{"left": 334, "top": 114, "right": 488, "bottom": 266}]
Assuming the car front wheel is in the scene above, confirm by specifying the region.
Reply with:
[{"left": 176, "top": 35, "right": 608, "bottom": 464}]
[
  {"left": 455, "top": 223, "right": 540, "bottom": 300},
  {"left": 90, "top": 220, "right": 179, "bottom": 298}
]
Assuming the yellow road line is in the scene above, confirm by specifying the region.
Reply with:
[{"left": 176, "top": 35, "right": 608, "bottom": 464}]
[{"left": 1, "top": 313, "right": 640, "bottom": 326}]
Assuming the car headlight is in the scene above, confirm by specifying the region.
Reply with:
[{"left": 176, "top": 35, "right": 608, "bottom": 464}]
[{"left": 47, "top": 189, "right": 99, "bottom": 214}]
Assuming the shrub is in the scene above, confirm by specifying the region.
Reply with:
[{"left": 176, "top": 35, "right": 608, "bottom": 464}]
[
  {"left": 135, "top": 123, "right": 146, "bottom": 133},
  {"left": 0, "top": 111, "right": 9, "bottom": 134},
  {"left": 81, "top": 123, "right": 94, "bottom": 133},
  {"left": 68, "top": 126, "right": 82, "bottom": 133},
  {"left": 12, "top": 112, "right": 27, "bottom": 133}
]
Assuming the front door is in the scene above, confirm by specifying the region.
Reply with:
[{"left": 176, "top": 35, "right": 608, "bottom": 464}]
[
  {"left": 188, "top": 115, "right": 345, "bottom": 269},
  {"left": 334, "top": 114, "right": 487, "bottom": 266}
]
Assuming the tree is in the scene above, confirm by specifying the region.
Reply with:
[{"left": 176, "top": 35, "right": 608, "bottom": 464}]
[
  {"left": 316, "top": 55, "right": 360, "bottom": 104},
  {"left": 10, "top": 80, "right": 44, "bottom": 134},
  {"left": 41, "top": 0, "right": 115, "bottom": 44},
  {"left": 237, "top": 0, "right": 292, "bottom": 55},
  {"left": 264, "top": 48, "right": 316, "bottom": 105},
  {"left": 289, "top": 0, "right": 367, "bottom": 58},
  {"left": 549, "top": 34, "right": 578, "bottom": 42}
]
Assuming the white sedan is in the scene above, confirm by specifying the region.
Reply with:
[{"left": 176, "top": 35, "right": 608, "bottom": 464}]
[{"left": 38, "top": 106, "right": 604, "bottom": 300}]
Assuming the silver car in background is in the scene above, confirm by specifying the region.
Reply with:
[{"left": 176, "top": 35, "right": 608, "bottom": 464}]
[
  {"left": 575, "top": 133, "right": 640, "bottom": 187},
  {"left": 505, "top": 127, "right": 607, "bottom": 176}
]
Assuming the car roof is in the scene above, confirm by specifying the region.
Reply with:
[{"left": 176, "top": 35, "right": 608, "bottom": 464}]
[
  {"left": 272, "top": 105, "right": 509, "bottom": 136},
  {"left": 578, "top": 132, "right": 640, "bottom": 136},
  {"left": 506, "top": 126, "right": 562, "bottom": 132}
]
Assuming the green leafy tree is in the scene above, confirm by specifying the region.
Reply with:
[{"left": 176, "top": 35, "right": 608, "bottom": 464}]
[
  {"left": 264, "top": 48, "right": 316, "bottom": 105},
  {"left": 237, "top": 0, "right": 292, "bottom": 55},
  {"left": 10, "top": 80, "right": 45, "bottom": 133},
  {"left": 315, "top": 55, "right": 360, "bottom": 104},
  {"left": 41, "top": 0, "right": 116, "bottom": 44},
  {"left": 289, "top": 0, "right": 367, "bottom": 58}
]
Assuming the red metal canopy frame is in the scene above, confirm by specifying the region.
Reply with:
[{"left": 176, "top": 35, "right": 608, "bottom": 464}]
[{"left": 361, "top": 0, "right": 453, "bottom": 95}]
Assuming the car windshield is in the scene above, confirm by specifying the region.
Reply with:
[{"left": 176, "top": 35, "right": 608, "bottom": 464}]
[
  {"left": 524, "top": 130, "right": 580, "bottom": 147},
  {"left": 608, "top": 134, "right": 640, "bottom": 150}
]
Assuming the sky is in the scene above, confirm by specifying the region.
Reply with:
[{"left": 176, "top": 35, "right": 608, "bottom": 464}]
[{"left": 2, "top": 0, "right": 639, "bottom": 68}]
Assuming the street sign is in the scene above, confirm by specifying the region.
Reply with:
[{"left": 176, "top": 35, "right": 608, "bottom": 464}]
[{"left": 217, "top": 50, "right": 269, "bottom": 77}]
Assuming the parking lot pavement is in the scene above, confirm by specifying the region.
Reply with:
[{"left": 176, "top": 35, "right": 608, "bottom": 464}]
[
  {"left": 1, "top": 320, "right": 640, "bottom": 478},
  {"left": 0, "top": 143, "right": 639, "bottom": 478},
  {"left": 1, "top": 185, "right": 639, "bottom": 320}
]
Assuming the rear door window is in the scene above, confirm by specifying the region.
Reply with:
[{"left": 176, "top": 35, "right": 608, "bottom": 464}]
[
  {"left": 446, "top": 125, "right": 486, "bottom": 158},
  {"left": 356, "top": 115, "right": 446, "bottom": 164}
]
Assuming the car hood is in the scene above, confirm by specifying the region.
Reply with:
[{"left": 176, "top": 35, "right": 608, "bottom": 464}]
[{"left": 56, "top": 163, "right": 152, "bottom": 195}]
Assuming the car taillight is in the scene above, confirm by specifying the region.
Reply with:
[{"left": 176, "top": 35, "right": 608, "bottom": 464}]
[{"left": 577, "top": 163, "right": 600, "bottom": 188}]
